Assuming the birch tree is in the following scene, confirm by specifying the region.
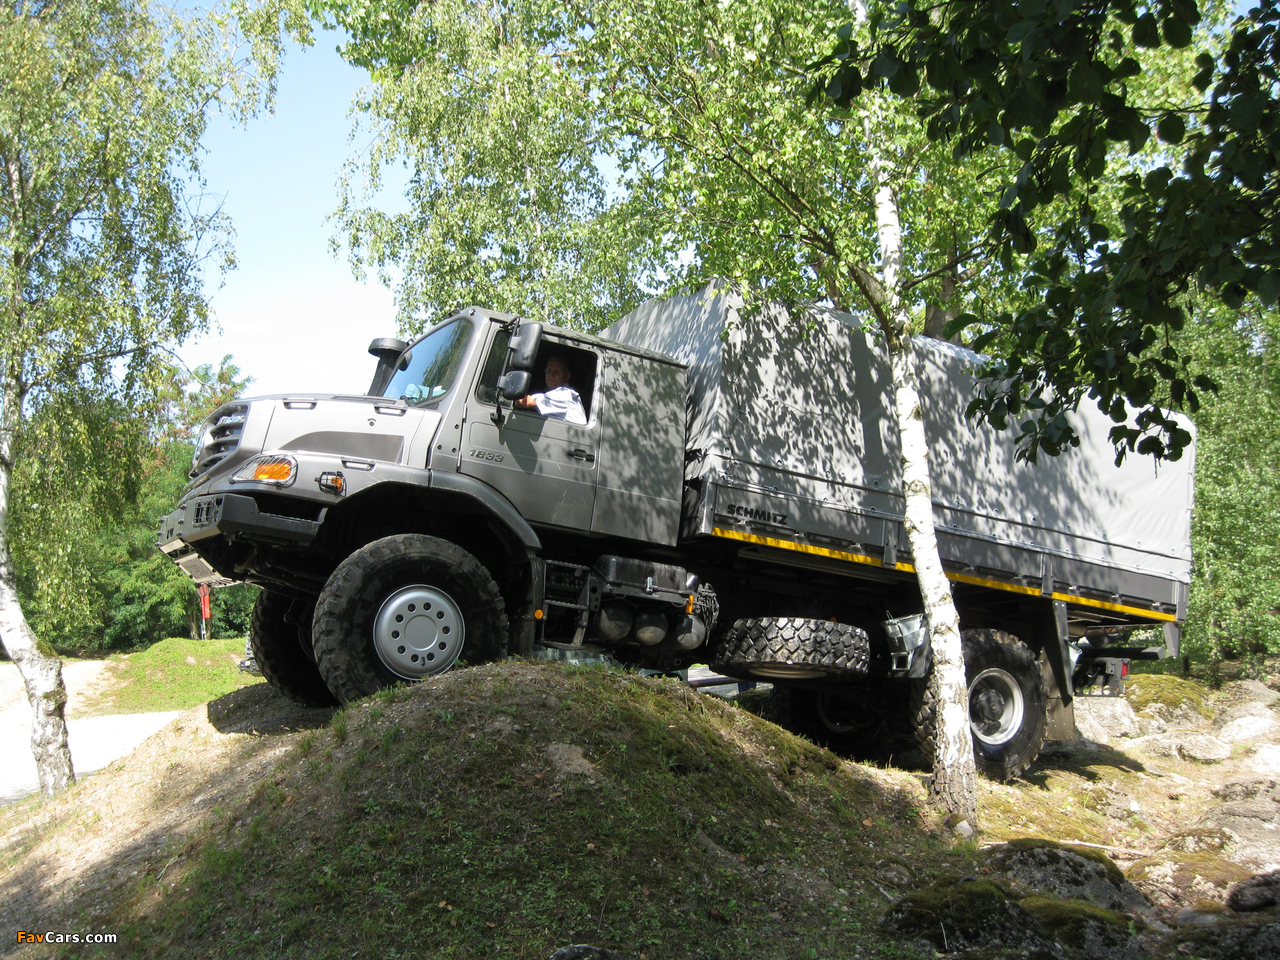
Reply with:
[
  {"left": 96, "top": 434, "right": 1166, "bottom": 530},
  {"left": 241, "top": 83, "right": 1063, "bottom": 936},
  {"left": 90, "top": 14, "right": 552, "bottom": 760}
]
[
  {"left": 314, "top": 0, "right": 1007, "bottom": 818},
  {"left": 0, "top": 0, "right": 302, "bottom": 795}
]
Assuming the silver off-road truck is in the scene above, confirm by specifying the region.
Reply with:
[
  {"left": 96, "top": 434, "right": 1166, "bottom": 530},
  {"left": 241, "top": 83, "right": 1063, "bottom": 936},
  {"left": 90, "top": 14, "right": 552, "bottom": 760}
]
[{"left": 159, "top": 285, "right": 1194, "bottom": 779}]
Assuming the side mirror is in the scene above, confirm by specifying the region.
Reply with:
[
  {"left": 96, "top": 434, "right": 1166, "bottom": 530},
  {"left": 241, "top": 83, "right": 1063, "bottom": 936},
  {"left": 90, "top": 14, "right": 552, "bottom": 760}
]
[
  {"left": 505, "top": 321, "right": 543, "bottom": 371},
  {"left": 498, "top": 370, "right": 532, "bottom": 401}
]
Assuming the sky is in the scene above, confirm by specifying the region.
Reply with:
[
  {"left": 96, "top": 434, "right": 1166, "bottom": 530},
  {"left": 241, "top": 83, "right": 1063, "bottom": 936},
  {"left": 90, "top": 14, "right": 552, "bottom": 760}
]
[{"left": 176, "top": 30, "right": 405, "bottom": 398}]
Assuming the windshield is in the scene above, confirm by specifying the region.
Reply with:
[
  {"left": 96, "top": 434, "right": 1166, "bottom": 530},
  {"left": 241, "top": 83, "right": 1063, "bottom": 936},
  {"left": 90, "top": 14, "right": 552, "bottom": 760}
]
[{"left": 381, "top": 318, "right": 473, "bottom": 405}]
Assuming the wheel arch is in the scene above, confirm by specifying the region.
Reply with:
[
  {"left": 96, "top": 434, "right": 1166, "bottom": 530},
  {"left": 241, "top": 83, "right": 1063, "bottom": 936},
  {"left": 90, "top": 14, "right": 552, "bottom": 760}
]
[{"left": 319, "top": 478, "right": 539, "bottom": 599}]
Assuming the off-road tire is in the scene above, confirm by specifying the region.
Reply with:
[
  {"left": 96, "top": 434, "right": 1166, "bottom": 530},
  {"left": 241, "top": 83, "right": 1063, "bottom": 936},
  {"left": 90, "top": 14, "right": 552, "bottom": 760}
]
[
  {"left": 312, "top": 535, "right": 507, "bottom": 703},
  {"left": 770, "top": 685, "right": 887, "bottom": 755},
  {"left": 711, "top": 617, "right": 870, "bottom": 681},
  {"left": 911, "top": 629, "right": 1048, "bottom": 781},
  {"left": 250, "top": 591, "right": 338, "bottom": 707}
]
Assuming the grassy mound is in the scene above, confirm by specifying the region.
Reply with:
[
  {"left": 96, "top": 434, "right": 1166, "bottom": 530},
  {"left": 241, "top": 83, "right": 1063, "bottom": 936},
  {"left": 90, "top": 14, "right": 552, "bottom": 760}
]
[{"left": 10, "top": 662, "right": 945, "bottom": 960}]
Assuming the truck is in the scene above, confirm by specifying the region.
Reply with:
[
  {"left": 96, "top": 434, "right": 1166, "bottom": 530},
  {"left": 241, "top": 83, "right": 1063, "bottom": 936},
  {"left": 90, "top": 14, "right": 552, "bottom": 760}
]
[{"left": 158, "top": 284, "right": 1195, "bottom": 780}]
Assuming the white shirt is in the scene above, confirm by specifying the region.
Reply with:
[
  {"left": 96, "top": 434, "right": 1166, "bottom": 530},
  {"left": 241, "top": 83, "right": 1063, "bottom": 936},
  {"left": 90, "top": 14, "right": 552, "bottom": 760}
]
[{"left": 531, "top": 384, "right": 587, "bottom": 424}]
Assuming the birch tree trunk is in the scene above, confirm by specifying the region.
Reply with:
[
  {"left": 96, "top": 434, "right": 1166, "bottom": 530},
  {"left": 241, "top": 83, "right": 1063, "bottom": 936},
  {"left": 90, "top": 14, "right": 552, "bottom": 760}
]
[
  {"left": 854, "top": 0, "right": 977, "bottom": 824},
  {"left": 0, "top": 370, "right": 75, "bottom": 796}
]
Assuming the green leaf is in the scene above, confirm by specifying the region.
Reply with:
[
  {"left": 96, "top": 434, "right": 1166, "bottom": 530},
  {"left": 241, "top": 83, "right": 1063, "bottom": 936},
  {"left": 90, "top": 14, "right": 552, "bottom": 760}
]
[
  {"left": 1162, "top": 16, "right": 1192, "bottom": 49},
  {"left": 1132, "top": 13, "right": 1160, "bottom": 49},
  {"left": 1157, "top": 112, "right": 1186, "bottom": 144}
]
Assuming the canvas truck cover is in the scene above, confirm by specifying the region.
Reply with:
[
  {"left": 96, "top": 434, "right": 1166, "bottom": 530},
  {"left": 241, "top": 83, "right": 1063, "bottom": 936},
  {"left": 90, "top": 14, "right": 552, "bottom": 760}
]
[{"left": 604, "top": 285, "right": 1194, "bottom": 626}]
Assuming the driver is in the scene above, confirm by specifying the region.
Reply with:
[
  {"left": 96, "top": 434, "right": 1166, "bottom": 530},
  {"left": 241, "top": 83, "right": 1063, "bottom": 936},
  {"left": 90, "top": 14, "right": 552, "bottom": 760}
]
[{"left": 516, "top": 354, "right": 587, "bottom": 424}]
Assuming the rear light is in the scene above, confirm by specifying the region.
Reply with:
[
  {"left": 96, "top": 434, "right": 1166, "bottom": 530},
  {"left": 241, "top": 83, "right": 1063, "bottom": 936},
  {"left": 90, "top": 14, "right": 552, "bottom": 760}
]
[
  {"left": 1121, "top": 662, "right": 1129, "bottom": 677},
  {"left": 231, "top": 455, "right": 298, "bottom": 487}
]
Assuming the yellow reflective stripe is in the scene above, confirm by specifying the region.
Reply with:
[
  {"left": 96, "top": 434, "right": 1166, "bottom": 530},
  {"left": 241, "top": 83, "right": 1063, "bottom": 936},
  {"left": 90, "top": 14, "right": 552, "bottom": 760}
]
[
  {"left": 711, "top": 526, "right": 882, "bottom": 567},
  {"left": 711, "top": 526, "right": 1178, "bottom": 623}
]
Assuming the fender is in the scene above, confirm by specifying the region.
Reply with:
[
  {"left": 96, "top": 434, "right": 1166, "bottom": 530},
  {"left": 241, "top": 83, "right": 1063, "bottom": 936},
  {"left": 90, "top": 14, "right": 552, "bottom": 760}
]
[{"left": 427, "top": 470, "right": 542, "bottom": 553}]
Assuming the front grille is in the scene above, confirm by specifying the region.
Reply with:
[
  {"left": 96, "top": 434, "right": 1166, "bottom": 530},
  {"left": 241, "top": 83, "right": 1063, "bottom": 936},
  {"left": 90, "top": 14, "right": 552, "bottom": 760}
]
[{"left": 190, "top": 403, "right": 249, "bottom": 479}]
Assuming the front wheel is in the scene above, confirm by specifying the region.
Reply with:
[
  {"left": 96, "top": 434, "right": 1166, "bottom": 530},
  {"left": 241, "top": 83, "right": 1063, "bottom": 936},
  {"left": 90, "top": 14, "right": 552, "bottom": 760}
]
[
  {"left": 312, "top": 535, "right": 508, "bottom": 703},
  {"left": 911, "top": 629, "right": 1048, "bottom": 780}
]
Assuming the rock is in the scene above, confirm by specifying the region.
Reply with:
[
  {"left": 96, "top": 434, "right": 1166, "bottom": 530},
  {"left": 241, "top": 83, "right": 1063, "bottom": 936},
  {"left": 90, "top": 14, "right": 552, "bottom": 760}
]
[
  {"left": 1128, "top": 735, "right": 1180, "bottom": 758},
  {"left": 872, "top": 859, "right": 915, "bottom": 889},
  {"left": 1215, "top": 703, "right": 1280, "bottom": 744},
  {"left": 1020, "top": 896, "right": 1148, "bottom": 960},
  {"left": 1195, "top": 791, "right": 1280, "bottom": 870},
  {"left": 1214, "top": 779, "right": 1280, "bottom": 803},
  {"left": 1162, "top": 919, "right": 1280, "bottom": 960},
  {"left": 1227, "top": 869, "right": 1280, "bottom": 912},
  {"left": 1161, "top": 827, "right": 1233, "bottom": 854},
  {"left": 1128, "top": 852, "right": 1256, "bottom": 906},
  {"left": 550, "top": 947, "right": 639, "bottom": 960},
  {"left": 1172, "top": 906, "right": 1229, "bottom": 925},
  {"left": 1181, "top": 734, "right": 1233, "bottom": 763},
  {"left": 1075, "top": 697, "right": 1142, "bottom": 743},
  {"left": 879, "top": 877, "right": 1062, "bottom": 955},
  {"left": 1250, "top": 745, "right": 1280, "bottom": 777},
  {"left": 985, "top": 839, "right": 1153, "bottom": 915},
  {"left": 1219, "top": 680, "right": 1280, "bottom": 709},
  {"left": 954, "top": 819, "right": 976, "bottom": 839}
]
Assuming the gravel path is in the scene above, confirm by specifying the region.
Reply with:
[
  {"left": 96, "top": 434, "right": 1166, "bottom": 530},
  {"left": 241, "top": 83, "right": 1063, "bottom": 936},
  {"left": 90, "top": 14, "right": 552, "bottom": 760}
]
[{"left": 0, "top": 661, "right": 180, "bottom": 805}]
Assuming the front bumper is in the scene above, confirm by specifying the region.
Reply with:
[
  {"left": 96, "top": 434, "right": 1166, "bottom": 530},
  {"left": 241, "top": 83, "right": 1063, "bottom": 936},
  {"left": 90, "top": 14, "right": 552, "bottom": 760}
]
[{"left": 157, "top": 492, "right": 327, "bottom": 586}]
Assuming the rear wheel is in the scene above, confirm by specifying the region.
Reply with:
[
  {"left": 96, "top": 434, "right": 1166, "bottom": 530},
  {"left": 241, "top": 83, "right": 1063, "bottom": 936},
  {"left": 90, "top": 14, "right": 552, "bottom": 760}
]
[
  {"left": 711, "top": 617, "right": 869, "bottom": 681},
  {"left": 312, "top": 535, "right": 507, "bottom": 703},
  {"left": 911, "top": 629, "right": 1048, "bottom": 780},
  {"left": 250, "top": 592, "right": 338, "bottom": 707},
  {"left": 770, "top": 686, "right": 888, "bottom": 755}
]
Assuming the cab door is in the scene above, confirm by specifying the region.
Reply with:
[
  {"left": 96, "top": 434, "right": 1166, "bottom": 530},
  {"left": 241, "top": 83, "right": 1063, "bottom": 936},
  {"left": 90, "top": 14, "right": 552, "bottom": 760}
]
[{"left": 460, "top": 327, "right": 600, "bottom": 531}]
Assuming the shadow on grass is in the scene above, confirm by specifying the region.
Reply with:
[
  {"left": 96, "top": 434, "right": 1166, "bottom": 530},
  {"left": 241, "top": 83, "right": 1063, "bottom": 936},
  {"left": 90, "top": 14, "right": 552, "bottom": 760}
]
[{"left": 205, "top": 684, "right": 336, "bottom": 736}]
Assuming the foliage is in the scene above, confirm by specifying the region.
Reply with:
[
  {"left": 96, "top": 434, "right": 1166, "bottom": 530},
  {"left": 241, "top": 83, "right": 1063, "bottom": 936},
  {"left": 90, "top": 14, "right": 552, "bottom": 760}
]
[
  {"left": 12, "top": 361, "right": 258, "bottom": 650},
  {"left": 0, "top": 0, "right": 303, "bottom": 664},
  {"left": 816, "top": 0, "right": 1278, "bottom": 465},
  {"left": 1181, "top": 304, "right": 1280, "bottom": 658},
  {"left": 310, "top": 0, "right": 1024, "bottom": 338},
  {"left": 310, "top": 0, "right": 666, "bottom": 333}
]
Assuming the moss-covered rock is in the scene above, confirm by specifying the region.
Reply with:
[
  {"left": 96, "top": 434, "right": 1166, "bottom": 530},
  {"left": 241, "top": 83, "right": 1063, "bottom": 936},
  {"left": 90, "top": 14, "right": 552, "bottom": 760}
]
[
  {"left": 1158, "top": 918, "right": 1280, "bottom": 959},
  {"left": 1020, "top": 896, "right": 1147, "bottom": 960},
  {"left": 1128, "top": 852, "right": 1255, "bottom": 907},
  {"left": 985, "top": 839, "right": 1153, "bottom": 915},
  {"left": 1125, "top": 675, "right": 1213, "bottom": 721},
  {"left": 879, "top": 876, "right": 1060, "bottom": 955}
]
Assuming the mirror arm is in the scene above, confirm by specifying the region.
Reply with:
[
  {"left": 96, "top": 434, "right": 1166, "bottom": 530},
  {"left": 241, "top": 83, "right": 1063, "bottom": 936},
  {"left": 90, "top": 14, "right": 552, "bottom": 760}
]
[{"left": 491, "top": 396, "right": 506, "bottom": 427}]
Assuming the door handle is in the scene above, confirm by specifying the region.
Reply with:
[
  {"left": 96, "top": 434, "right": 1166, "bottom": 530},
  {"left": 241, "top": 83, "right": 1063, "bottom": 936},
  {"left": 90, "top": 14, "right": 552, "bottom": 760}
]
[{"left": 570, "top": 448, "right": 595, "bottom": 463}]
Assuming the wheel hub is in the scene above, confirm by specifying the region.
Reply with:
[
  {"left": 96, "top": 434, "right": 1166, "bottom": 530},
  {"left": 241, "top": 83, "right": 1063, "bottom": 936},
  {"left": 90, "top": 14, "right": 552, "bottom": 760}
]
[
  {"left": 968, "top": 667, "right": 1025, "bottom": 746},
  {"left": 373, "top": 584, "right": 465, "bottom": 680}
]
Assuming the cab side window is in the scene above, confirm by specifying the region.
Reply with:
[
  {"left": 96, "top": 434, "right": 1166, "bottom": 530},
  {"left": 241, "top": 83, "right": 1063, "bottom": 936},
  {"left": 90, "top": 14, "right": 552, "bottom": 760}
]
[
  {"left": 475, "top": 329, "right": 599, "bottom": 422},
  {"left": 527, "top": 343, "right": 598, "bottom": 420}
]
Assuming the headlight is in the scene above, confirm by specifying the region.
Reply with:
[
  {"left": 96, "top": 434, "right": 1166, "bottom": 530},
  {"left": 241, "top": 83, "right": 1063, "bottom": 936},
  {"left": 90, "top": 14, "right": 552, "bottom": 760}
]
[{"left": 231, "top": 454, "right": 298, "bottom": 487}]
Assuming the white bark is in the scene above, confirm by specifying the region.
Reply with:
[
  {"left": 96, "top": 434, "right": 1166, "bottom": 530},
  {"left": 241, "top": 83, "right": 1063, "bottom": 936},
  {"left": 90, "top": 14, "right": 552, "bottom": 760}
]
[
  {"left": 0, "top": 371, "right": 75, "bottom": 796},
  {"left": 854, "top": 0, "right": 977, "bottom": 823}
]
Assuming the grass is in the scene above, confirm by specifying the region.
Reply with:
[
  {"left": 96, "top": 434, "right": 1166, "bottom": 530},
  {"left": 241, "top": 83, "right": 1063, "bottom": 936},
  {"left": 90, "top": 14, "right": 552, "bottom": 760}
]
[
  {"left": 72, "top": 636, "right": 262, "bottom": 716},
  {"left": 33, "top": 663, "right": 945, "bottom": 960}
]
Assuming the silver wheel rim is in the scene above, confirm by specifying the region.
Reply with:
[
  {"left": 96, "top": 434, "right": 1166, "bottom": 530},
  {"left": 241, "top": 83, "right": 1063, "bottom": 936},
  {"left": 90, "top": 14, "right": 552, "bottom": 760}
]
[
  {"left": 373, "top": 584, "right": 465, "bottom": 680},
  {"left": 968, "top": 667, "right": 1025, "bottom": 746},
  {"left": 747, "top": 664, "right": 827, "bottom": 680}
]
